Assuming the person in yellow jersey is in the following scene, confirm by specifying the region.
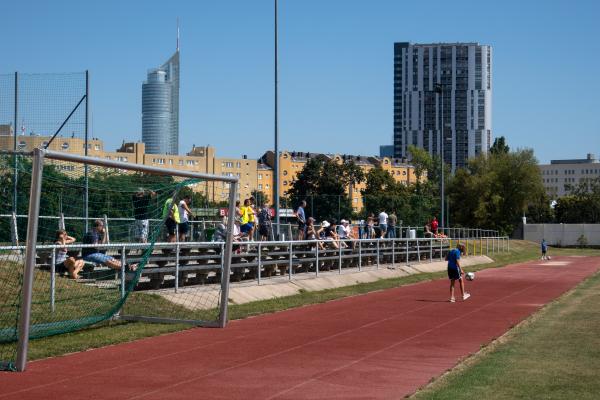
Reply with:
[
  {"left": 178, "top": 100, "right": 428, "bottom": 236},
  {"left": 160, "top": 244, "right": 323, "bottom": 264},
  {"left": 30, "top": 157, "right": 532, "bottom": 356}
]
[
  {"left": 239, "top": 199, "right": 253, "bottom": 239},
  {"left": 163, "top": 197, "right": 180, "bottom": 243}
]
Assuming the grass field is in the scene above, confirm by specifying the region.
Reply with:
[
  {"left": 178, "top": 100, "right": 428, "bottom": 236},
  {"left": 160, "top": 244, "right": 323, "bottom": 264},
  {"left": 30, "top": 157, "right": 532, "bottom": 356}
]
[
  {"left": 411, "top": 264, "right": 600, "bottom": 399},
  {"left": 1, "top": 240, "right": 599, "bottom": 377}
]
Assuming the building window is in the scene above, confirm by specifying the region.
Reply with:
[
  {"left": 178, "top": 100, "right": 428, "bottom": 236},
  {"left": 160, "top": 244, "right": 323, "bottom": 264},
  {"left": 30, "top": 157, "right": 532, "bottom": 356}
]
[
  {"left": 236, "top": 162, "right": 241, "bottom": 168},
  {"left": 283, "top": 180, "right": 288, "bottom": 186},
  {"left": 258, "top": 184, "right": 263, "bottom": 189},
  {"left": 62, "top": 142, "right": 70, "bottom": 150},
  {"left": 187, "top": 160, "right": 194, "bottom": 166},
  {"left": 258, "top": 174, "right": 263, "bottom": 180},
  {"left": 283, "top": 170, "right": 288, "bottom": 176},
  {"left": 94, "top": 144, "right": 100, "bottom": 151},
  {"left": 179, "top": 160, "right": 184, "bottom": 165},
  {"left": 266, "top": 184, "right": 270, "bottom": 189}
]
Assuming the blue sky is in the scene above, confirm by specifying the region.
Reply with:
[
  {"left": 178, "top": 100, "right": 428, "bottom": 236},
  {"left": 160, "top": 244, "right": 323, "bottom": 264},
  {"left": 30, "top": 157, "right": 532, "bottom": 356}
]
[{"left": 1, "top": 0, "right": 599, "bottom": 163}]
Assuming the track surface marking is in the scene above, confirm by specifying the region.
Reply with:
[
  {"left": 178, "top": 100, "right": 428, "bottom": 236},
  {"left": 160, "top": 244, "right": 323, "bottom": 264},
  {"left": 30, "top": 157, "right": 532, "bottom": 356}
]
[{"left": 1, "top": 256, "right": 598, "bottom": 399}]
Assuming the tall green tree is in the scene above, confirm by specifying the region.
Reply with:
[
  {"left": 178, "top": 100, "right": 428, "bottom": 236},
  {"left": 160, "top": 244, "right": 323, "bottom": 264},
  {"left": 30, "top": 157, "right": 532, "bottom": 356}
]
[
  {"left": 490, "top": 136, "right": 510, "bottom": 155},
  {"left": 287, "top": 156, "right": 364, "bottom": 222},
  {"left": 447, "top": 148, "right": 544, "bottom": 234}
]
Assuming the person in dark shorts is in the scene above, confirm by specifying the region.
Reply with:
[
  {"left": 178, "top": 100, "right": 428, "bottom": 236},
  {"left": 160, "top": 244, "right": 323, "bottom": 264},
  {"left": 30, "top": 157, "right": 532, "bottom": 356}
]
[
  {"left": 446, "top": 243, "right": 470, "bottom": 302},
  {"left": 162, "top": 197, "right": 180, "bottom": 243},
  {"left": 296, "top": 200, "right": 307, "bottom": 240},
  {"left": 258, "top": 203, "right": 272, "bottom": 241},
  {"left": 541, "top": 238, "right": 549, "bottom": 260},
  {"left": 178, "top": 195, "right": 194, "bottom": 242}
]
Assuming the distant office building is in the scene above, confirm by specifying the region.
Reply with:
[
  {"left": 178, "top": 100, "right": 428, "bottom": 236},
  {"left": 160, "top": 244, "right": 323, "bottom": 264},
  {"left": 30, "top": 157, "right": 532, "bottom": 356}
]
[
  {"left": 394, "top": 42, "right": 492, "bottom": 171},
  {"left": 0, "top": 124, "right": 13, "bottom": 136},
  {"left": 379, "top": 145, "right": 394, "bottom": 158},
  {"left": 539, "top": 154, "right": 600, "bottom": 198},
  {"left": 142, "top": 50, "right": 180, "bottom": 155}
]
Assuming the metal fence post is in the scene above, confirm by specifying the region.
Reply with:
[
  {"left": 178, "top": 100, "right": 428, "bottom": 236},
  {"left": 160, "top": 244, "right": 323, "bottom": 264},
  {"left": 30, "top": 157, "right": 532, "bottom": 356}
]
[
  {"left": 429, "top": 238, "right": 433, "bottom": 262},
  {"left": 16, "top": 147, "right": 44, "bottom": 372},
  {"left": 288, "top": 242, "right": 293, "bottom": 280},
  {"left": 440, "top": 239, "right": 443, "bottom": 261},
  {"left": 416, "top": 239, "right": 420, "bottom": 263},
  {"left": 120, "top": 245, "right": 126, "bottom": 298},
  {"left": 406, "top": 238, "right": 409, "bottom": 265},
  {"left": 175, "top": 241, "right": 180, "bottom": 292},
  {"left": 358, "top": 240, "right": 362, "bottom": 271},
  {"left": 315, "top": 243, "right": 319, "bottom": 277},
  {"left": 257, "top": 243, "right": 262, "bottom": 284},
  {"left": 338, "top": 242, "right": 342, "bottom": 274},
  {"left": 376, "top": 240, "right": 380, "bottom": 269},
  {"left": 391, "top": 238, "right": 395, "bottom": 267},
  {"left": 10, "top": 212, "right": 19, "bottom": 246},
  {"left": 50, "top": 248, "right": 56, "bottom": 312}
]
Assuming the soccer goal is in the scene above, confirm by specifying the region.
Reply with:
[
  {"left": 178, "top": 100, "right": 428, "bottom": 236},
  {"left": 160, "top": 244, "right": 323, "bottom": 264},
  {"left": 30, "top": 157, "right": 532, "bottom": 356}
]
[{"left": 0, "top": 148, "right": 238, "bottom": 371}]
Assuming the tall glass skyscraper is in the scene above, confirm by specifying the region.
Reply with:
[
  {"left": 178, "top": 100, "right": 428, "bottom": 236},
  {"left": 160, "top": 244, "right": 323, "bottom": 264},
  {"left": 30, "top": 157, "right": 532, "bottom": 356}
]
[
  {"left": 394, "top": 42, "right": 492, "bottom": 171},
  {"left": 142, "top": 50, "right": 180, "bottom": 155}
]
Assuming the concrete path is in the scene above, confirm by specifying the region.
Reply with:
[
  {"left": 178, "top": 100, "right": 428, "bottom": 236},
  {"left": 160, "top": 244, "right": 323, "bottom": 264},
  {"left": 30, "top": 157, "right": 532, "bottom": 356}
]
[{"left": 228, "top": 255, "right": 493, "bottom": 305}]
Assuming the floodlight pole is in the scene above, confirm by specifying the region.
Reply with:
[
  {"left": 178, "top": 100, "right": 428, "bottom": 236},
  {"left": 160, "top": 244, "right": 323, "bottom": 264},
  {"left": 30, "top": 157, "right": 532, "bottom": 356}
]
[
  {"left": 273, "top": 0, "right": 280, "bottom": 239},
  {"left": 84, "top": 70, "right": 90, "bottom": 231},
  {"left": 435, "top": 84, "right": 445, "bottom": 231},
  {"left": 16, "top": 147, "right": 45, "bottom": 372},
  {"left": 13, "top": 72, "right": 18, "bottom": 216}
]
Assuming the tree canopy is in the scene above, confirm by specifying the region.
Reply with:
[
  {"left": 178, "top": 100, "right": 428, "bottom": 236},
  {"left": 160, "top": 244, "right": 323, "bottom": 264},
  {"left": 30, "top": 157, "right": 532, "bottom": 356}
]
[
  {"left": 448, "top": 148, "right": 544, "bottom": 234},
  {"left": 286, "top": 155, "right": 364, "bottom": 222}
]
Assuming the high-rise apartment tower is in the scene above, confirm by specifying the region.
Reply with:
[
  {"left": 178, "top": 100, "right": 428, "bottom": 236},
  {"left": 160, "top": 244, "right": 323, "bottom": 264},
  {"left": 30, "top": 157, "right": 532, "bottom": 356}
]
[{"left": 394, "top": 42, "right": 492, "bottom": 171}]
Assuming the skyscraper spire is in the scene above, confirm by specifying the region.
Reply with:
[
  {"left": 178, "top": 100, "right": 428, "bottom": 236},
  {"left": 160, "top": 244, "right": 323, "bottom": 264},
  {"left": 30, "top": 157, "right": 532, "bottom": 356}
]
[{"left": 176, "top": 17, "right": 180, "bottom": 51}]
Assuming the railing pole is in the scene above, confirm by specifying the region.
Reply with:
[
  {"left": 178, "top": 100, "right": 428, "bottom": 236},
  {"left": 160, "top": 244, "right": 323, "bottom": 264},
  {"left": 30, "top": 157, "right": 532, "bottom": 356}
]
[
  {"left": 120, "top": 245, "right": 126, "bottom": 298},
  {"left": 358, "top": 240, "right": 362, "bottom": 271},
  {"left": 288, "top": 242, "right": 292, "bottom": 280},
  {"left": 257, "top": 243, "right": 262, "bottom": 285},
  {"left": 376, "top": 240, "right": 380, "bottom": 269},
  {"left": 406, "top": 238, "right": 409, "bottom": 265},
  {"left": 430, "top": 238, "right": 433, "bottom": 262},
  {"left": 315, "top": 242, "right": 319, "bottom": 277},
  {"left": 338, "top": 242, "right": 342, "bottom": 274},
  {"left": 391, "top": 238, "right": 395, "bottom": 267},
  {"left": 175, "top": 242, "right": 180, "bottom": 293},
  {"left": 50, "top": 248, "right": 56, "bottom": 312}
]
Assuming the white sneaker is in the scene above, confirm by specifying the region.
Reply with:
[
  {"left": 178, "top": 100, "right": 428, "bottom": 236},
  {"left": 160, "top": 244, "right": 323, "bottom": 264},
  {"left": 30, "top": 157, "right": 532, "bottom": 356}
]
[
  {"left": 449, "top": 297, "right": 456, "bottom": 303},
  {"left": 463, "top": 293, "right": 471, "bottom": 301}
]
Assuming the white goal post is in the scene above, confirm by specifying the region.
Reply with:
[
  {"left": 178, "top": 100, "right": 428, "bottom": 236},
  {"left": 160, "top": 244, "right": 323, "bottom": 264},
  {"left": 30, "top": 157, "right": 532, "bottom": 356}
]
[{"left": 15, "top": 148, "right": 238, "bottom": 372}]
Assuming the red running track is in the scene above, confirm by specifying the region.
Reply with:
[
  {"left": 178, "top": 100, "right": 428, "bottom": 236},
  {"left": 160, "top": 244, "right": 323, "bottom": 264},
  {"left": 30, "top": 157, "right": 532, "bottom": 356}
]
[{"left": 1, "top": 256, "right": 599, "bottom": 400}]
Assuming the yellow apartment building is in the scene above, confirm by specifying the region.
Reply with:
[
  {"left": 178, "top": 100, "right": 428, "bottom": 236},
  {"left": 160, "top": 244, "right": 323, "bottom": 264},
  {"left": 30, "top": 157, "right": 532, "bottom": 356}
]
[{"left": 261, "top": 150, "right": 421, "bottom": 212}]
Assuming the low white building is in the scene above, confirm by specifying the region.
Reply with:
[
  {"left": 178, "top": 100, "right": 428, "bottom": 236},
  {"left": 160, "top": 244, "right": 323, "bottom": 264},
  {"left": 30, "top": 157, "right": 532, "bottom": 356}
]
[{"left": 539, "top": 154, "right": 600, "bottom": 198}]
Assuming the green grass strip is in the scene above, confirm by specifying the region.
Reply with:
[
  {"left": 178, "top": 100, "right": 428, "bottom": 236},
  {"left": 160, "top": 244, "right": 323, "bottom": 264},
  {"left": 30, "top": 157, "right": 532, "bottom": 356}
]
[{"left": 411, "top": 265, "right": 600, "bottom": 400}]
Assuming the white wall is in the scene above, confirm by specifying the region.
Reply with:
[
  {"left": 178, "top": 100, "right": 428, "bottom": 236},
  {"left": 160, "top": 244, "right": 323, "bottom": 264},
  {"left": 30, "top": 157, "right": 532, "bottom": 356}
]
[{"left": 524, "top": 224, "right": 600, "bottom": 246}]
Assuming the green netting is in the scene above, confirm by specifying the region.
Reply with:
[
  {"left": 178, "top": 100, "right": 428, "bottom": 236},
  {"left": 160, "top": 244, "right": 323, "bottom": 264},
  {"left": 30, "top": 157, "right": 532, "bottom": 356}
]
[{"left": 0, "top": 154, "right": 227, "bottom": 371}]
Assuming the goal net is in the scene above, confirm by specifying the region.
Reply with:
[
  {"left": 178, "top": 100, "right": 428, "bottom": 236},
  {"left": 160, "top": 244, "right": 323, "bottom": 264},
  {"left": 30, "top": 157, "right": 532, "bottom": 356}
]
[{"left": 0, "top": 149, "right": 237, "bottom": 371}]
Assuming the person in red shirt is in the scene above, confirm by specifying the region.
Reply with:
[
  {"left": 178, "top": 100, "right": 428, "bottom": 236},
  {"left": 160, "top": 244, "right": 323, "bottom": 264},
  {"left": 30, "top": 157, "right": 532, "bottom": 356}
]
[{"left": 431, "top": 217, "right": 439, "bottom": 235}]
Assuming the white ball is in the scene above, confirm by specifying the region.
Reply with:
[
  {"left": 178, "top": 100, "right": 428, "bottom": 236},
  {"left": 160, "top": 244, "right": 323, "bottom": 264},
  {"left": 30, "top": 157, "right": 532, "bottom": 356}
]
[{"left": 466, "top": 272, "right": 475, "bottom": 281}]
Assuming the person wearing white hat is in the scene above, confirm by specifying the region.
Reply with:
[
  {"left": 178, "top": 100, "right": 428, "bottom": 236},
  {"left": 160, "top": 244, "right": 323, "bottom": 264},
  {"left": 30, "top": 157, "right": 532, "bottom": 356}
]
[{"left": 317, "top": 220, "right": 340, "bottom": 249}]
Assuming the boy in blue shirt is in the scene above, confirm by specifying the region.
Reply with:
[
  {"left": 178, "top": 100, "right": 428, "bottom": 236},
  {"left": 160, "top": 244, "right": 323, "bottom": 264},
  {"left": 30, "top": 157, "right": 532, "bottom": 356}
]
[
  {"left": 446, "top": 243, "right": 470, "bottom": 302},
  {"left": 541, "top": 239, "right": 549, "bottom": 260}
]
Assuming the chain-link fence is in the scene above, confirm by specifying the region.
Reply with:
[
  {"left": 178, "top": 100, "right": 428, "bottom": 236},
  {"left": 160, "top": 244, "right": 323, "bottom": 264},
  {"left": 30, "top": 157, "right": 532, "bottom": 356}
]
[{"left": 0, "top": 71, "right": 88, "bottom": 218}]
